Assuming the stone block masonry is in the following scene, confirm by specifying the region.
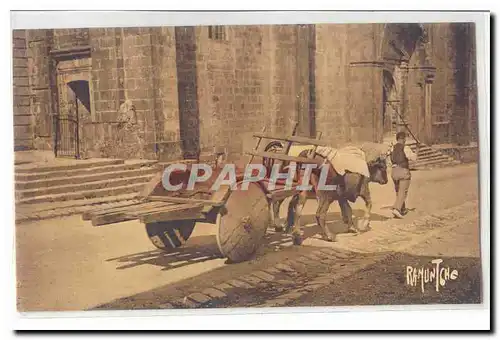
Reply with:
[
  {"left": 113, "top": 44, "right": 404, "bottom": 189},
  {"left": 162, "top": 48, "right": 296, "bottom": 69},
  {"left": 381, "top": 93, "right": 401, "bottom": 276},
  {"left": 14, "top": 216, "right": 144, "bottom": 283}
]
[
  {"left": 175, "top": 26, "right": 201, "bottom": 159},
  {"left": 13, "top": 30, "right": 32, "bottom": 150},
  {"left": 153, "top": 27, "right": 183, "bottom": 161},
  {"left": 13, "top": 23, "right": 478, "bottom": 159}
]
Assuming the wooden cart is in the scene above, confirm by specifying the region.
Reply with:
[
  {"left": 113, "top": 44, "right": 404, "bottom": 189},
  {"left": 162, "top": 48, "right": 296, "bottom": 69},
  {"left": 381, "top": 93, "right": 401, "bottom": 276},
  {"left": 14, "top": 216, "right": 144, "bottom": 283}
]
[{"left": 83, "top": 125, "right": 326, "bottom": 263}]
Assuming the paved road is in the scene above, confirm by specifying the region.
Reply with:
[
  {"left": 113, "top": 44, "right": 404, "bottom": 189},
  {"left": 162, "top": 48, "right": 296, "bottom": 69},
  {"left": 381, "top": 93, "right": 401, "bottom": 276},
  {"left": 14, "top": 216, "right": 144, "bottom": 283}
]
[{"left": 15, "top": 164, "right": 481, "bottom": 311}]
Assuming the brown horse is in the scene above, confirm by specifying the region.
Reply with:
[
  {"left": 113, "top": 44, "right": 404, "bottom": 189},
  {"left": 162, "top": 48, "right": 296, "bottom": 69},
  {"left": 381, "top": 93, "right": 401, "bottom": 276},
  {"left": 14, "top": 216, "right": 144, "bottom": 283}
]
[{"left": 264, "top": 143, "right": 389, "bottom": 245}]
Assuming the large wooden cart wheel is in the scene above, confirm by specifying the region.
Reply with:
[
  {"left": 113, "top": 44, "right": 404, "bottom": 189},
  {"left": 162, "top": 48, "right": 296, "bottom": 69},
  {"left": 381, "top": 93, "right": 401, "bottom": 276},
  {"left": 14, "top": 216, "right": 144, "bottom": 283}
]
[
  {"left": 216, "top": 182, "right": 270, "bottom": 263},
  {"left": 145, "top": 220, "right": 196, "bottom": 251}
]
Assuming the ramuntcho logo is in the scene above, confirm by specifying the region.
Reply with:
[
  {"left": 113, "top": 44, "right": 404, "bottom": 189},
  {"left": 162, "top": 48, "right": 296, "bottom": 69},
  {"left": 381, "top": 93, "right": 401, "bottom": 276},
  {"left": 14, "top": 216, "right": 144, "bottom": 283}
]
[{"left": 406, "top": 259, "right": 459, "bottom": 293}]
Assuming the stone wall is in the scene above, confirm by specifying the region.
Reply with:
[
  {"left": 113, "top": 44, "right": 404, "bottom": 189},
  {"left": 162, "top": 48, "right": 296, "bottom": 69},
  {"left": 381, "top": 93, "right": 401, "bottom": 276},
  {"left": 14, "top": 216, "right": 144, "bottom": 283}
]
[
  {"left": 195, "top": 25, "right": 276, "bottom": 159},
  {"left": 314, "top": 24, "right": 350, "bottom": 145},
  {"left": 13, "top": 23, "right": 478, "bottom": 158},
  {"left": 175, "top": 26, "right": 200, "bottom": 159},
  {"left": 83, "top": 28, "right": 121, "bottom": 158},
  {"left": 154, "top": 27, "right": 182, "bottom": 161},
  {"left": 194, "top": 24, "right": 316, "bottom": 158},
  {"left": 449, "top": 23, "right": 475, "bottom": 145},
  {"left": 13, "top": 30, "right": 32, "bottom": 150},
  {"left": 53, "top": 29, "right": 90, "bottom": 50},
  {"left": 428, "top": 23, "right": 454, "bottom": 144},
  {"left": 428, "top": 23, "right": 477, "bottom": 145},
  {"left": 86, "top": 27, "right": 182, "bottom": 160},
  {"left": 267, "top": 25, "right": 299, "bottom": 138},
  {"left": 26, "top": 29, "right": 53, "bottom": 151}
]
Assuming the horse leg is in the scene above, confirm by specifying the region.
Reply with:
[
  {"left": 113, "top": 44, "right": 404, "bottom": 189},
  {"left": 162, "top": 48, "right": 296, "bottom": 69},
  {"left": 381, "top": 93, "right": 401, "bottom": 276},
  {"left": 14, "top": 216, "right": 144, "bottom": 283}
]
[
  {"left": 290, "top": 191, "right": 308, "bottom": 245},
  {"left": 338, "top": 197, "right": 358, "bottom": 233},
  {"left": 269, "top": 199, "right": 285, "bottom": 232},
  {"left": 358, "top": 180, "right": 372, "bottom": 231},
  {"left": 283, "top": 194, "right": 298, "bottom": 234},
  {"left": 316, "top": 191, "right": 336, "bottom": 242}
]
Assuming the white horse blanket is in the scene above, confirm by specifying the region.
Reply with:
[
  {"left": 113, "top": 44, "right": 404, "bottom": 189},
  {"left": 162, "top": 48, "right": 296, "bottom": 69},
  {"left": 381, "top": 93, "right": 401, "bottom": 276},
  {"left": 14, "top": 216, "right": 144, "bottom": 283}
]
[{"left": 288, "top": 142, "right": 389, "bottom": 178}]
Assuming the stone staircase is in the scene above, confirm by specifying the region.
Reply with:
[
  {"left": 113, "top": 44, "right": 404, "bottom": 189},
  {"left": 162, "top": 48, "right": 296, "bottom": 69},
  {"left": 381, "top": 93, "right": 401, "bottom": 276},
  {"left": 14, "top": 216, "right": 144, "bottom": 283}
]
[
  {"left": 406, "top": 141, "right": 462, "bottom": 170},
  {"left": 15, "top": 158, "right": 159, "bottom": 206},
  {"left": 14, "top": 153, "right": 226, "bottom": 223},
  {"left": 382, "top": 135, "right": 462, "bottom": 170}
]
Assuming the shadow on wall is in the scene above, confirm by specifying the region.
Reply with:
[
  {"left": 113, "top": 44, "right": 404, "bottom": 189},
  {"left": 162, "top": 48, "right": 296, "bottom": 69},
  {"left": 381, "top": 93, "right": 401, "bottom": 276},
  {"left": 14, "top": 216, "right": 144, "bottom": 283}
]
[{"left": 175, "top": 26, "right": 201, "bottom": 160}]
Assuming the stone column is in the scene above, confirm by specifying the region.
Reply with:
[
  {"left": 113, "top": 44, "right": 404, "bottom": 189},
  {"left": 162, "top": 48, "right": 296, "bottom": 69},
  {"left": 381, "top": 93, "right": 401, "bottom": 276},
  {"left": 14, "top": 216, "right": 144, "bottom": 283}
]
[
  {"left": 26, "top": 29, "right": 54, "bottom": 151},
  {"left": 120, "top": 27, "right": 157, "bottom": 159},
  {"left": 397, "top": 60, "right": 410, "bottom": 134},
  {"left": 423, "top": 67, "right": 436, "bottom": 144},
  {"left": 13, "top": 30, "right": 32, "bottom": 150},
  {"left": 465, "top": 23, "right": 478, "bottom": 145},
  {"left": 347, "top": 61, "right": 384, "bottom": 143},
  {"left": 295, "top": 24, "right": 312, "bottom": 137},
  {"left": 175, "top": 26, "right": 201, "bottom": 160},
  {"left": 420, "top": 25, "right": 436, "bottom": 144}
]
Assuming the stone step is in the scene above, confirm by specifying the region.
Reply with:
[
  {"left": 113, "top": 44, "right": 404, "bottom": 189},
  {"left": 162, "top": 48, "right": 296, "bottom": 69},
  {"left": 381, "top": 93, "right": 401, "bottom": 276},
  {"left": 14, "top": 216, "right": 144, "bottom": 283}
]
[
  {"left": 389, "top": 141, "right": 463, "bottom": 168},
  {"left": 17, "top": 182, "right": 148, "bottom": 205},
  {"left": 416, "top": 153, "right": 455, "bottom": 162},
  {"left": 411, "top": 158, "right": 459, "bottom": 168},
  {"left": 15, "top": 160, "right": 158, "bottom": 182},
  {"left": 413, "top": 149, "right": 435, "bottom": 157},
  {"left": 413, "top": 155, "right": 454, "bottom": 164},
  {"left": 407, "top": 142, "right": 430, "bottom": 148},
  {"left": 415, "top": 148, "right": 441, "bottom": 156},
  {"left": 16, "top": 166, "right": 158, "bottom": 190},
  {"left": 15, "top": 158, "right": 125, "bottom": 174},
  {"left": 16, "top": 174, "right": 154, "bottom": 200},
  {"left": 408, "top": 144, "right": 431, "bottom": 150},
  {"left": 414, "top": 160, "right": 462, "bottom": 170}
]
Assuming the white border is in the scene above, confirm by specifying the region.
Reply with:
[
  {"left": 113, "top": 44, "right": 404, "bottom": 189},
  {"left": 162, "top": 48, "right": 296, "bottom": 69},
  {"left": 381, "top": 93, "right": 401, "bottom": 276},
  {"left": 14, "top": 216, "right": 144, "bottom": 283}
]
[
  {"left": 3, "top": 8, "right": 491, "bottom": 332},
  {"left": 11, "top": 11, "right": 488, "bottom": 29}
]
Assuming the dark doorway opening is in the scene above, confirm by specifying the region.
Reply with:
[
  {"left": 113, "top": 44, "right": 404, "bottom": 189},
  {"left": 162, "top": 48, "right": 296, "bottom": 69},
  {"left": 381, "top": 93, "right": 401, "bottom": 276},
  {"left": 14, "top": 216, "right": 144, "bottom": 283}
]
[{"left": 55, "top": 80, "right": 90, "bottom": 158}]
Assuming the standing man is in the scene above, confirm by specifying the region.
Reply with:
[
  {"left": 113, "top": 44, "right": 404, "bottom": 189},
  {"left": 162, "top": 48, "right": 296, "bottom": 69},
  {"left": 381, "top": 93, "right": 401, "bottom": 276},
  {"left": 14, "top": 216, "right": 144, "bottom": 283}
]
[{"left": 390, "top": 132, "right": 417, "bottom": 218}]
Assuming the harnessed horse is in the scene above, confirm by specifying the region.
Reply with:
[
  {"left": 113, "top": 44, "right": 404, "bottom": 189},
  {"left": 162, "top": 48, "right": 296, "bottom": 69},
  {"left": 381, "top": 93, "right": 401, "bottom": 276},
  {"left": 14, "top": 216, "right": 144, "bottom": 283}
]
[{"left": 264, "top": 142, "right": 389, "bottom": 245}]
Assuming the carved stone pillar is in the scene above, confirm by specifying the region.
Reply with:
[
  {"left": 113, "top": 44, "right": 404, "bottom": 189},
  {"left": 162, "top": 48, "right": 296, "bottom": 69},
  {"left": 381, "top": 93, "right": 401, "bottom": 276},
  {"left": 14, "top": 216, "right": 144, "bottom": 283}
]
[
  {"left": 419, "top": 25, "right": 437, "bottom": 144},
  {"left": 397, "top": 60, "right": 409, "bottom": 134},
  {"left": 423, "top": 67, "right": 436, "bottom": 144}
]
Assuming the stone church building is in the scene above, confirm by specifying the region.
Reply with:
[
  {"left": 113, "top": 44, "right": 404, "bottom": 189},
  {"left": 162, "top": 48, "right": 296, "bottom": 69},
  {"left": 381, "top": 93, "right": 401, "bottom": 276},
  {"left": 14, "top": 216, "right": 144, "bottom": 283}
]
[{"left": 12, "top": 23, "right": 478, "bottom": 161}]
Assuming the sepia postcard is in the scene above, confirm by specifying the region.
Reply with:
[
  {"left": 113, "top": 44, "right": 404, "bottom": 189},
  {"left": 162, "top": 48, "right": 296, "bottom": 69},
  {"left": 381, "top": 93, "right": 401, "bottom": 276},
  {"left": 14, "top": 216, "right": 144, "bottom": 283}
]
[{"left": 10, "top": 10, "right": 489, "bottom": 328}]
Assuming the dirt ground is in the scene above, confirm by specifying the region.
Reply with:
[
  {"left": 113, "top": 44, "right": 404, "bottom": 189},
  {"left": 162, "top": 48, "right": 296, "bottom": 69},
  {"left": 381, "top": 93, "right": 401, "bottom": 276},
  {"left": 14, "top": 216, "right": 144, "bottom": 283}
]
[
  {"left": 15, "top": 163, "right": 481, "bottom": 311},
  {"left": 293, "top": 217, "right": 482, "bottom": 307}
]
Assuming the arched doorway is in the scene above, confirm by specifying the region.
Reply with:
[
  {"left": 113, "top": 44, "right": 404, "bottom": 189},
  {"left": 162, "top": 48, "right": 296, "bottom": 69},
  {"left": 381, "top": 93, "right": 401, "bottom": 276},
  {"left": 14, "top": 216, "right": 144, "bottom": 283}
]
[
  {"left": 55, "top": 80, "right": 91, "bottom": 158},
  {"left": 379, "top": 23, "right": 428, "bottom": 143},
  {"left": 52, "top": 48, "right": 92, "bottom": 159}
]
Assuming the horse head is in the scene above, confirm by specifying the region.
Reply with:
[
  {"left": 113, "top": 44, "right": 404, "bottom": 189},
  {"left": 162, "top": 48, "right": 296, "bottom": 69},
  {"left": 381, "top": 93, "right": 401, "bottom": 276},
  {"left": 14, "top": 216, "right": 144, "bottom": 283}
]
[{"left": 367, "top": 156, "right": 388, "bottom": 185}]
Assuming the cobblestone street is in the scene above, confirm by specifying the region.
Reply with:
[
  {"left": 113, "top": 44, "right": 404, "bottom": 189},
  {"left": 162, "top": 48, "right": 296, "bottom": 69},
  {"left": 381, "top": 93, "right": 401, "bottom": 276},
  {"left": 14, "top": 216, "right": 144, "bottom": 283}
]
[{"left": 292, "top": 216, "right": 481, "bottom": 307}]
